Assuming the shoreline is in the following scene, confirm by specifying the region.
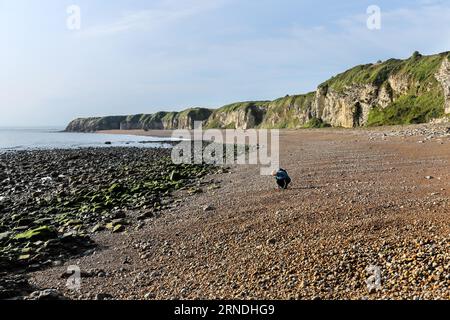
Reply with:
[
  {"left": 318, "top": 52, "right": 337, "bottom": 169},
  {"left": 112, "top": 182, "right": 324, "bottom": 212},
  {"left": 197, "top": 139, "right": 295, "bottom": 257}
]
[{"left": 97, "top": 129, "right": 176, "bottom": 138}]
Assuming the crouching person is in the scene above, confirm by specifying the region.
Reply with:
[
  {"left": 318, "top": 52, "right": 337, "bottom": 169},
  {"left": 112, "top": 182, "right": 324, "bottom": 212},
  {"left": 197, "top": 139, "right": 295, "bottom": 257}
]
[{"left": 272, "top": 168, "right": 291, "bottom": 190}]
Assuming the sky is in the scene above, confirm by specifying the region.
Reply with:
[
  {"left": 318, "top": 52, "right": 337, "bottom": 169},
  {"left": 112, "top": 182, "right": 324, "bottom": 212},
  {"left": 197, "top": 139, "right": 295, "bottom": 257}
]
[{"left": 1, "top": 0, "right": 450, "bottom": 126}]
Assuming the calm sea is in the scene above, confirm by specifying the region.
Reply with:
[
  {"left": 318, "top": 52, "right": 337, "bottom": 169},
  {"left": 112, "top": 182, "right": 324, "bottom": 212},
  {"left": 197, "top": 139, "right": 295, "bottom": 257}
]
[{"left": 0, "top": 127, "right": 174, "bottom": 151}]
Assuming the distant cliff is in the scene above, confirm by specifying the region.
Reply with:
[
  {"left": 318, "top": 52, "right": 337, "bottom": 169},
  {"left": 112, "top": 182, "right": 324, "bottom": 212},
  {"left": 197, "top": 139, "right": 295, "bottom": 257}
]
[
  {"left": 66, "top": 51, "right": 450, "bottom": 132},
  {"left": 66, "top": 108, "right": 213, "bottom": 132}
]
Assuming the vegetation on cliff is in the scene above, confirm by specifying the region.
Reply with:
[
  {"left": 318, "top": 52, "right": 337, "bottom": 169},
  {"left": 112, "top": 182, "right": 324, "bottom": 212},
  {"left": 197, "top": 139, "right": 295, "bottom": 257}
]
[
  {"left": 321, "top": 51, "right": 447, "bottom": 93},
  {"left": 367, "top": 91, "right": 445, "bottom": 126},
  {"left": 260, "top": 93, "right": 315, "bottom": 129}
]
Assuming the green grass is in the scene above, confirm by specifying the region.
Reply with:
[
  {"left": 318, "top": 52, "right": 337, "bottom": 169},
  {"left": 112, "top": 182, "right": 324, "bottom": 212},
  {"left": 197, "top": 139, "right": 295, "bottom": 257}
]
[
  {"left": 303, "top": 117, "right": 331, "bottom": 128},
  {"left": 178, "top": 108, "right": 212, "bottom": 120},
  {"left": 260, "top": 93, "right": 315, "bottom": 128},
  {"left": 217, "top": 101, "right": 270, "bottom": 113},
  {"left": 367, "top": 91, "right": 445, "bottom": 126},
  {"left": 321, "top": 52, "right": 448, "bottom": 94},
  {"left": 321, "top": 59, "right": 403, "bottom": 92},
  {"left": 224, "top": 122, "right": 236, "bottom": 129},
  {"left": 399, "top": 52, "right": 446, "bottom": 83},
  {"left": 204, "top": 118, "right": 222, "bottom": 129}
]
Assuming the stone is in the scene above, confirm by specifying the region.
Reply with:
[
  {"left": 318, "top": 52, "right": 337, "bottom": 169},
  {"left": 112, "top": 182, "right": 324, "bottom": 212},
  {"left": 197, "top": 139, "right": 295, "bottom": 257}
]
[
  {"left": 144, "top": 292, "right": 156, "bottom": 299},
  {"left": 112, "top": 210, "right": 126, "bottom": 219},
  {"left": 91, "top": 224, "right": 104, "bottom": 233},
  {"left": 95, "top": 293, "right": 113, "bottom": 300},
  {"left": 26, "top": 289, "right": 67, "bottom": 300},
  {"left": 137, "top": 211, "right": 154, "bottom": 221},
  {"left": 0, "top": 231, "right": 11, "bottom": 241},
  {"left": 52, "top": 260, "right": 63, "bottom": 267},
  {"left": 13, "top": 226, "right": 57, "bottom": 242},
  {"left": 170, "top": 170, "right": 181, "bottom": 181},
  {"left": 203, "top": 205, "right": 215, "bottom": 212},
  {"left": 112, "top": 224, "right": 125, "bottom": 233},
  {"left": 18, "top": 254, "right": 31, "bottom": 261}
]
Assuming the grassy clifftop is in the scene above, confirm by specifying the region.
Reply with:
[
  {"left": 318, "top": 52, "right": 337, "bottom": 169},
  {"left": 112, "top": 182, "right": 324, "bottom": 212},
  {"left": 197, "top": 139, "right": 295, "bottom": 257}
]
[{"left": 321, "top": 51, "right": 448, "bottom": 93}]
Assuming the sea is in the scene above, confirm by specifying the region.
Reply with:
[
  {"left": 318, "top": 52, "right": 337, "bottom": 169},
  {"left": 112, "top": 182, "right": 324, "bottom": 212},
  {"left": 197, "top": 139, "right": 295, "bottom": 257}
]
[{"left": 0, "top": 127, "right": 175, "bottom": 151}]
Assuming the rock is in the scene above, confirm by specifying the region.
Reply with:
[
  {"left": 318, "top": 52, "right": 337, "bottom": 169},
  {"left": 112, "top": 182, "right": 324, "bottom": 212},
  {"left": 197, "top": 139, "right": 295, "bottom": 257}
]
[
  {"left": 40, "top": 177, "right": 53, "bottom": 184},
  {"left": 170, "top": 170, "right": 181, "bottom": 181},
  {"left": 112, "top": 224, "right": 125, "bottom": 233},
  {"left": 137, "top": 211, "right": 154, "bottom": 221},
  {"left": 112, "top": 210, "right": 126, "bottom": 219},
  {"left": 140, "top": 252, "right": 151, "bottom": 260},
  {"left": 26, "top": 289, "right": 67, "bottom": 300},
  {"left": 0, "top": 274, "right": 35, "bottom": 299},
  {"left": 123, "top": 256, "right": 131, "bottom": 264},
  {"left": 144, "top": 292, "right": 156, "bottom": 299},
  {"left": 91, "top": 224, "right": 104, "bottom": 233},
  {"left": 95, "top": 293, "right": 113, "bottom": 300},
  {"left": 104, "top": 141, "right": 112, "bottom": 145},
  {"left": 97, "top": 271, "right": 107, "bottom": 278},
  {"left": 0, "top": 231, "right": 11, "bottom": 241},
  {"left": 52, "top": 260, "right": 63, "bottom": 267},
  {"left": 18, "top": 254, "right": 31, "bottom": 261},
  {"left": 65, "top": 219, "right": 82, "bottom": 226},
  {"left": 112, "top": 218, "right": 128, "bottom": 226},
  {"left": 425, "top": 176, "right": 434, "bottom": 180},
  {"left": 106, "top": 219, "right": 127, "bottom": 230},
  {"left": 13, "top": 226, "right": 57, "bottom": 242},
  {"left": 267, "top": 238, "right": 277, "bottom": 245},
  {"left": 203, "top": 205, "right": 215, "bottom": 212}
]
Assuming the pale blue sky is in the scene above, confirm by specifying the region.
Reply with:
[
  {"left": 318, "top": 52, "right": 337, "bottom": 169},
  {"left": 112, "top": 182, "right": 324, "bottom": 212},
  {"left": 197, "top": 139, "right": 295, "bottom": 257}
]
[{"left": 1, "top": 0, "right": 450, "bottom": 126}]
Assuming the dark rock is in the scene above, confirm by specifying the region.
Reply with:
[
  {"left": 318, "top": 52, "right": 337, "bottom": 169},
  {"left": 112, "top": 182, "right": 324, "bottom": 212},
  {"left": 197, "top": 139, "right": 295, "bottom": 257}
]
[
  {"left": 203, "top": 205, "right": 215, "bottom": 212},
  {"left": 25, "top": 289, "right": 68, "bottom": 300},
  {"left": 137, "top": 211, "right": 154, "bottom": 220},
  {"left": 95, "top": 293, "right": 113, "bottom": 300},
  {"left": 170, "top": 170, "right": 181, "bottom": 181},
  {"left": 13, "top": 226, "right": 57, "bottom": 242},
  {"left": 112, "top": 224, "right": 125, "bottom": 233},
  {"left": 91, "top": 224, "right": 104, "bottom": 233}
]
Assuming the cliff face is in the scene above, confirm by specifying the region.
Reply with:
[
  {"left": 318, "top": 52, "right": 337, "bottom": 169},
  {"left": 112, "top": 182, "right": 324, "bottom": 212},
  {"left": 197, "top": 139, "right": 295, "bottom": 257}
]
[
  {"left": 205, "top": 101, "right": 269, "bottom": 129},
  {"left": 435, "top": 57, "right": 450, "bottom": 114},
  {"left": 314, "top": 52, "right": 449, "bottom": 127},
  {"left": 66, "top": 108, "right": 212, "bottom": 132},
  {"left": 66, "top": 116, "right": 127, "bottom": 132},
  {"left": 66, "top": 51, "right": 450, "bottom": 132}
]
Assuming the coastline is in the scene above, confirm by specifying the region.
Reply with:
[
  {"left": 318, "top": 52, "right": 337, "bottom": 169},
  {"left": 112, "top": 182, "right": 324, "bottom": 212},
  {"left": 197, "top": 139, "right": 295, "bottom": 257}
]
[{"left": 98, "top": 129, "right": 176, "bottom": 138}]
